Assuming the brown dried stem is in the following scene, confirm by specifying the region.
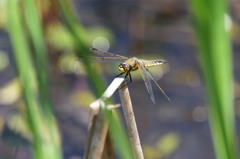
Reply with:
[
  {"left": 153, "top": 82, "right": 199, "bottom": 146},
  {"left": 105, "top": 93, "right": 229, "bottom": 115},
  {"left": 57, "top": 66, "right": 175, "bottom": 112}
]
[
  {"left": 84, "top": 77, "right": 144, "bottom": 159},
  {"left": 118, "top": 82, "right": 144, "bottom": 159},
  {"left": 87, "top": 108, "right": 109, "bottom": 159},
  {"left": 84, "top": 78, "right": 124, "bottom": 159},
  {"left": 83, "top": 101, "right": 101, "bottom": 159}
]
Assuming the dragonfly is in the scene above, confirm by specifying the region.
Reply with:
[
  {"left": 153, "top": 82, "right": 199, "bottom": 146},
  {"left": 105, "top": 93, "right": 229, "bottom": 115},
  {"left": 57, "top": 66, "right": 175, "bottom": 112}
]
[{"left": 90, "top": 48, "right": 171, "bottom": 103}]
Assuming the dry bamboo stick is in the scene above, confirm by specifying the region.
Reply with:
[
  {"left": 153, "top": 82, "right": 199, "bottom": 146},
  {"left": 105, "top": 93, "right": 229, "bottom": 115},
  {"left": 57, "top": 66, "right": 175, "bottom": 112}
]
[
  {"left": 83, "top": 101, "right": 101, "bottom": 159},
  {"left": 103, "top": 128, "right": 114, "bottom": 159},
  {"left": 84, "top": 77, "right": 125, "bottom": 159},
  {"left": 118, "top": 82, "right": 144, "bottom": 159},
  {"left": 88, "top": 108, "right": 109, "bottom": 159},
  {"left": 101, "top": 77, "right": 125, "bottom": 100}
]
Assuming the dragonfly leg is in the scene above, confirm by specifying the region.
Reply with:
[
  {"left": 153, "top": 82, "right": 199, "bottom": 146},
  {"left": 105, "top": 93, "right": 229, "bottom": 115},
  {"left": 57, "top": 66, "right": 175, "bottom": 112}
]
[
  {"left": 128, "top": 72, "right": 132, "bottom": 83},
  {"left": 125, "top": 66, "right": 132, "bottom": 83},
  {"left": 117, "top": 71, "right": 131, "bottom": 90},
  {"left": 124, "top": 71, "right": 132, "bottom": 85},
  {"left": 124, "top": 72, "right": 129, "bottom": 79},
  {"left": 116, "top": 72, "right": 128, "bottom": 89},
  {"left": 115, "top": 73, "right": 124, "bottom": 78},
  {"left": 124, "top": 70, "right": 132, "bottom": 81}
]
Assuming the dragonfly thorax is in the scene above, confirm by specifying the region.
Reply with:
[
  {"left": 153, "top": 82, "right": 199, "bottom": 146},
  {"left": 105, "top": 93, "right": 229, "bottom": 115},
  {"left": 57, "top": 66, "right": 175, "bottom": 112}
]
[{"left": 118, "top": 63, "right": 131, "bottom": 73}]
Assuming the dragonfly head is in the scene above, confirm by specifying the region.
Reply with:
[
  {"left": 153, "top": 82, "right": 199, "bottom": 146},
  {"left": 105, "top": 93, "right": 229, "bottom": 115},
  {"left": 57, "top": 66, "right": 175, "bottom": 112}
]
[{"left": 118, "top": 63, "right": 130, "bottom": 73}]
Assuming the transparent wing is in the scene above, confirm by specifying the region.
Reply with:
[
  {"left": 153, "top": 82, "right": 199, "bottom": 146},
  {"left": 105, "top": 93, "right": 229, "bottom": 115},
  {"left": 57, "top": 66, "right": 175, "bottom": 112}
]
[
  {"left": 82, "top": 56, "right": 126, "bottom": 63},
  {"left": 140, "top": 59, "right": 166, "bottom": 81},
  {"left": 144, "top": 66, "right": 171, "bottom": 103},
  {"left": 145, "top": 65, "right": 165, "bottom": 81},
  {"left": 137, "top": 62, "right": 155, "bottom": 103},
  {"left": 77, "top": 48, "right": 128, "bottom": 63},
  {"left": 90, "top": 48, "right": 128, "bottom": 59}
]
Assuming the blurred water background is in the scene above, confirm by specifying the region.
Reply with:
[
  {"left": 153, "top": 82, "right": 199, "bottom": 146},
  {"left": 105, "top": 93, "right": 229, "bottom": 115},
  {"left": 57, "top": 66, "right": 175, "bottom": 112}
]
[{"left": 0, "top": 0, "right": 240, "bottom": 159}]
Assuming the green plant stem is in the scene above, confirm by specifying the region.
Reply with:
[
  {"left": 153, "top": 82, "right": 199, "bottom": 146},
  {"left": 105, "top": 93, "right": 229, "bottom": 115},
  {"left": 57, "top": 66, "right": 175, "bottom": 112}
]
[
  {"left": 23, "top": 0, "right": 62, "bottom": 158},
  {"left": 58, "top": 0, "right": 105, "bottom": 97},
  {"left": 8, "top": 0, "right": 62, "bottom": 159},
  {"left": 8, "top": 0, "right": 44, "bottom": 158},
  {"left": 24, "top": 0, "right": 52, "bottom": 120},
  {"left": 190, "top": 0, "right": 238, "bottom": 159}
]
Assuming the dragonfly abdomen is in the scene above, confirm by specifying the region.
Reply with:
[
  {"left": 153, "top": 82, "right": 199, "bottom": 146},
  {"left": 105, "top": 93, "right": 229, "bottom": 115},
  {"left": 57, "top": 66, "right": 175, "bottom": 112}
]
[{"left": 141, "top": 60, "right": 166, "bottom": 68}]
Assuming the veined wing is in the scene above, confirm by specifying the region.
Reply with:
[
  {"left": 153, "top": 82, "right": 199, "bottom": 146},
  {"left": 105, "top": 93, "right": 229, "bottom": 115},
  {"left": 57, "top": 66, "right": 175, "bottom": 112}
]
[
  {"left": 77, "top": 48, "right": 128, "bottom": 63},
  {"left": 84, "top": 56, "right": 126, "bottom": 62},
  {"left": 138, "top": 62, "right": 155, "bottom": 103},
  {"left": 90, "top": 48, "right": 128, "bottom": 59},
  {"left": 145, "top": 67, "right": 171, "bottom": 103},
  {"left": 138, "top": 62, "right": 171, "bottom": 103}
]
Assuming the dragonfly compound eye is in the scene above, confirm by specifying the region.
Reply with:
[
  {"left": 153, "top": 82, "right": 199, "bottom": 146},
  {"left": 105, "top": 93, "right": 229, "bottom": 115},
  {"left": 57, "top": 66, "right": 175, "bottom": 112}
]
[{"left": 118, "top": 63, "right": 126, "bottom": 73}]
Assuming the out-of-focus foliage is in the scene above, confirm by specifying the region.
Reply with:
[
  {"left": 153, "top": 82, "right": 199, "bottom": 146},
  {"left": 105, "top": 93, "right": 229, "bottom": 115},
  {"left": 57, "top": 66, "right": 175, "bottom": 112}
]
[
  {"left": 0, "top": 1, "right": 7, "bottom": 28},
  {"left": 1, "top": 0, "right": 239, "bottom": 158},
  {"left": 7, "top": 113, "right": 33, "bottom": 141},
  {"left": 7, "top": 0, "right": 62, "bottom": 159},
  {"left": 70, "top": 90, "right": 96, "bottom": 108},
  {"left": 155, "top": 132, "right": 180, "bottom": 156},
  {"left": 143, "top": 132, "right": 180, "bottom": 159},
  {"left": 190, "top": 0, "right": 238, "bottom": 159},
  {"left": 0, "top": 51, "right": 9, "bottom": 71},
  {"left": 46, "top": 23, "right": 114, "bottom": 51},
  {"left": 0, "top": 79, "right": 21, "bottom": 105}
]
